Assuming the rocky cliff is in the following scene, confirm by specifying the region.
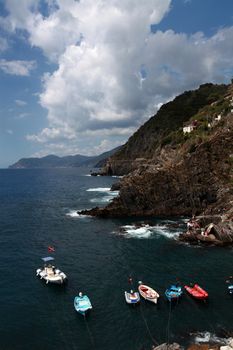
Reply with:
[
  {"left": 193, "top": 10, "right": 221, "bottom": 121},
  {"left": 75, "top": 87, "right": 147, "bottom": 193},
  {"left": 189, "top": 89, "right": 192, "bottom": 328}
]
[
  {"left": 103, "top": 83, "right": 228, "bottom": 175},
  {"left": 79, "top": 83, "right": 233, "bottom": 221}
]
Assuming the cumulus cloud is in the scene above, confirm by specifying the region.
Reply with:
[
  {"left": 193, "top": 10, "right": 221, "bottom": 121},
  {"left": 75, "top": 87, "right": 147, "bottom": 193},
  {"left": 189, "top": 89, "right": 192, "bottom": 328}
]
[
  {"left": 0, "top": 59, "right": 36, "bottom": 76},
  {"left": 2, "top": 0, "right": 233, "bottom": 155}
]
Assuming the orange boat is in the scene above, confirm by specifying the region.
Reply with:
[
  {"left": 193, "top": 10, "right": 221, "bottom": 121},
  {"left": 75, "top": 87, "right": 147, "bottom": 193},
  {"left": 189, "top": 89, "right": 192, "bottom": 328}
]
[{"left": 184, "top": 284, "right": 208, "bottom": 300}]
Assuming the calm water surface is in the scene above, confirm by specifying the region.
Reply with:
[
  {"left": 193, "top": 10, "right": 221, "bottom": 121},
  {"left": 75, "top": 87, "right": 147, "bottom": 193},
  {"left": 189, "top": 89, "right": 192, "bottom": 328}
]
[{"left": 0, "top": 168, "right": 232, "bottom": 350}]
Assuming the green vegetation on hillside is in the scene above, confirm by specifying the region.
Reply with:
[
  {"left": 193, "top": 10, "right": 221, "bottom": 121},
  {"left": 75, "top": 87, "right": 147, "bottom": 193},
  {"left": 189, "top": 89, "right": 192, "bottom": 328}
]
[{"left": 112, "top": 83, "right": 228, "bottom": 160}]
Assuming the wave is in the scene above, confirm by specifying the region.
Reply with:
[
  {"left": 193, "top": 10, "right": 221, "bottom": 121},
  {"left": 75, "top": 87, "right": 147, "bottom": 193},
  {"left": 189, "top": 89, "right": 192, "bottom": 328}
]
[
  {"left": 87, "top": 187, "right": 119, "bottom": 203},
  {"left": 86, "top": 187, "right": 111, "bottom": 192},
  {"left": 118, "top": 223, "right": 181, "bottom": 239},
  {"left": 154, "top": 225, "right": 181, "bottom": 239},
  {"left": 121, "top": 225, "right": 153, "bottom": 239},
  {"left": 66, "top": 210, "right": 90, "bottom": 218},
  {"left": 90, "top": 196, "right": 113, "bottom": 203},
  {"left": 193, "top": 332, "right": 228, "bottom": 345}
]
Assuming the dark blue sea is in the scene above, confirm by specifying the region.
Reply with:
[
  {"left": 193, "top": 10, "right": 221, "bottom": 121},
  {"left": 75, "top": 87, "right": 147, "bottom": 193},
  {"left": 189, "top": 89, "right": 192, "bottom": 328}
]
[{"left": 0, "top": 168, "right": 232, "bottom": 350}]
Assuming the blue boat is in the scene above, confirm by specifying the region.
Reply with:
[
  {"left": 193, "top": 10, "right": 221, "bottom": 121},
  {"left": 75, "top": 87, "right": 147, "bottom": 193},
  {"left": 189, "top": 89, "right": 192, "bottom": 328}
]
[
  {"left": 74, "top": 292, "right": 92, "bottom": 315},
  {"left": 165, "top": 284, "right": 183, "bottom": 301}
]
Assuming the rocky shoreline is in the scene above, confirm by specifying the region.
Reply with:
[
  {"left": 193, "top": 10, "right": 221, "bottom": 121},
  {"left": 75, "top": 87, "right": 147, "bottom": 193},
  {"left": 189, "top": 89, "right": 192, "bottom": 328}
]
[
  {"left": 178, "top": 215, "right": 233, "bottom": 246},
  {"left": 79, "top": 85, "right": 233, "bottom": 246},
  {"left": 151, "top": 332, "right": 233, "bottom": 350}
]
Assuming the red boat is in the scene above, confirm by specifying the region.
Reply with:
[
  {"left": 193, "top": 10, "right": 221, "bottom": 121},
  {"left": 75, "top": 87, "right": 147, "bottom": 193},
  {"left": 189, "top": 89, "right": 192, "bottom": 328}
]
[{"left": 184, "top": 284, "right": 208, "bottom": 300}]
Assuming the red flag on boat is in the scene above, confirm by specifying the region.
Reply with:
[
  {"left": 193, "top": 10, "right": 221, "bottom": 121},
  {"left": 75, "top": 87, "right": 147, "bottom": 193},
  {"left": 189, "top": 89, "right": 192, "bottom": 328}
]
[{"left": 48, "top": 246, "right": 55, "bottom": 252}]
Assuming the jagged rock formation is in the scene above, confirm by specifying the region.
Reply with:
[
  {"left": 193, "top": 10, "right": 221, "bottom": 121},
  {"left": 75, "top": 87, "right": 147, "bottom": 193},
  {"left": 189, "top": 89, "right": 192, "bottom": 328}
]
[
  {"left": 179, "top": 218, "right": 233, "bottom": 246},
  {"left": 80, "top": 112, "right": 233, "bottom": 220},
  {"left": 79, "top": 83, "right": 233, "bottom": 227}
]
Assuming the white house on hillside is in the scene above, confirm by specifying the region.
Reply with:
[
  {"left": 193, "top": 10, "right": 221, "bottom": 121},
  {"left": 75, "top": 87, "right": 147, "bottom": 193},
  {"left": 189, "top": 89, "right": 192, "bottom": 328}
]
[
  {"left": 183, "top": 125, "right": 195, "bottom": 133},
  {"left": 183, "top": 120, "right": 198, "bottom": 134}
]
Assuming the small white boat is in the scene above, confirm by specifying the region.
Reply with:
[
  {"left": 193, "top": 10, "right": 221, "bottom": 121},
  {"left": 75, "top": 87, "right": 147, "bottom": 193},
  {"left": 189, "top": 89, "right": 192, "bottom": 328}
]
[
  {"left": 36, "top": 257, "right": 67, "bottom": 284},
  {"left": 124, "top": 290, "right": 140, "bottom": 304},
  {"left": 138, "top": 282, "right": 159, "bottom": 304},
  {"left": 74, "top": 292, "right": 92, "bottom": 315}
]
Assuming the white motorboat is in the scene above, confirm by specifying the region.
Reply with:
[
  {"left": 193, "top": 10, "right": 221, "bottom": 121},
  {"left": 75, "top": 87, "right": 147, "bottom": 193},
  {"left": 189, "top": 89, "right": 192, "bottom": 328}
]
[
  {"left": 36, "top": 257, "right": 67, "bottom": 284},
  {"left": 124, "top": 290, "right": 140, "bottom": 304}
]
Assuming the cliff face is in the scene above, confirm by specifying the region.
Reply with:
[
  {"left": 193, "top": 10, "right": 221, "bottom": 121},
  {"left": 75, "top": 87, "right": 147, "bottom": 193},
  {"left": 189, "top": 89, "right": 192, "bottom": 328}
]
[
  {"left": 103, "top": 83, "right": 228, "bottom": 175},
  {"left": 83, "top": 115, "right": 233, "bottom": 218},
  {"left": 113, "top": 119, "right": 233, "bottom": 217},
  {"left": 80, "top": 83, "right": 233, "bottom": 219}
]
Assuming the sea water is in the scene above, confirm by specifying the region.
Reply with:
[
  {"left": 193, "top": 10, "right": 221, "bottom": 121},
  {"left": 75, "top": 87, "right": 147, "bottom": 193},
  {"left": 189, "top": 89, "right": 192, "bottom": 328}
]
[{"left": 0, "top": 168, "right": 232, "bottom": 350}]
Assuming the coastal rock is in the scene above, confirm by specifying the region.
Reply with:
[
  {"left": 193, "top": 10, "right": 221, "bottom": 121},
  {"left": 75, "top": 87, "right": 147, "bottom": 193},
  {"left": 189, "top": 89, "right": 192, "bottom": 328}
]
[
  {"left": 84, "top": 113, "right": 233, "bottom": 235},
  {"left": 179, "top": 221, "right": 233, "bottom": 246},
  {"left": 82, "top": 84, "right": 233, "bottom": 240}
]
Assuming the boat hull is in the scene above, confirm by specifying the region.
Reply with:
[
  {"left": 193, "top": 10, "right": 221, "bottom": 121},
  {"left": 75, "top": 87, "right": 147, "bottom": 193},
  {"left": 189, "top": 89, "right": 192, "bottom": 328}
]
[
  {"left": 184, "top": 284, "right": 208, "bottom": 300},
  {"left": 165, "top": 285, "right": 182, "bottom": 301},
  {"left": 124, "top": 291, "right": 140, "bottom": 304},
  {"left": 36, "top": 268, "right": 67, "bottom": 284},
  {"left": 138, "top": 284, "right": 159, "bottom": 304},
  {"left": 74, "top": 295, "right": 92, "bottom": 315}
]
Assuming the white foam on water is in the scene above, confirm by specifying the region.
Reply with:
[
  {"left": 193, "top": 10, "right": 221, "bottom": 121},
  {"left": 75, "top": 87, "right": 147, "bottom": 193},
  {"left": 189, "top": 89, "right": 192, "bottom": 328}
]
[
  {"left": 87, "top": 188, "right": 119, "bottom": 203},
  {"left": 90, "top": 191, "right": 119, "bottom": 203},
  {"left": 195, "top": 332, "right": 211, "bottom": 343},
  {"left": 86, "top": 187, "right": 111, "bottom": 192},
  {"left": 121, "top": 225, "right": 153, "bottom": 239},
  {"left": 118, "top": 223, "right": 181, "bottom": 240},
  {"left": 66, "top": 210, "right": 89, "bottom": 218},
  {"left": 89, "top": 196, "right": 111, "bottom": 203},
  {"left": 194, "top": 332, "right": 227, "bottom": 345},
  {"left": 154, "top": 225, "right": 181, "bottom": 239}
]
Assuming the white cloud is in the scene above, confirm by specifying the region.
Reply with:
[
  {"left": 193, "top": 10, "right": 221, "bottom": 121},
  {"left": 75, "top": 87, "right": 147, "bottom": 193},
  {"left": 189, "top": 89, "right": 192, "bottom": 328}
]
[
  {"left": 2, "top": 0, "right": 233, "bottom": 156},
  {"left": 26, "top": 126, "right": 76, "bottom": 143},
  {"left": 6, "top": 129, "right": 13, "bottom": 134},
  {"left": 15, "top": 99, "right": 27, "bottom": 106},
  {"left": 0, "top": 59, "right": 36, "bottom": 76}
]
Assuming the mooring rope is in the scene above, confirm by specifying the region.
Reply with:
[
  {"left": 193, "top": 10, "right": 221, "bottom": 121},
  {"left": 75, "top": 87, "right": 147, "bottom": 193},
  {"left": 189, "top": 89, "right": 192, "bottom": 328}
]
[
  {"left": 166, "top": 300, "right": 172, "bottom": 349},
  {"left": 59, "top": 291, "right": 78, "bottom": 350},
  {"left": 84, "top": 315, "right": 96, "bottom": 350},
  {"left": 45, "top": 287, "right": 71, "bottom": 350},
  {"left": 139, "top": 303, "right": 159, "bottom": 347}
]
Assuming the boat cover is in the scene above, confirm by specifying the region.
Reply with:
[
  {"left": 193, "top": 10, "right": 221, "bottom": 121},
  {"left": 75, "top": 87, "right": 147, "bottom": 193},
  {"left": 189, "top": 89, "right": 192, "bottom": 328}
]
[{"left": 41, "top": 256, "right": 54, "bottom": 262}]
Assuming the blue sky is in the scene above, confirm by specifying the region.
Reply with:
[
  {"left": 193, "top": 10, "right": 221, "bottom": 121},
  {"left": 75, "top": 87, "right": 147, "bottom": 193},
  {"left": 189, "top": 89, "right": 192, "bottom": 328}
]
[{"left": 0, "top": 0, "right": 233, "bottom": 168}]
